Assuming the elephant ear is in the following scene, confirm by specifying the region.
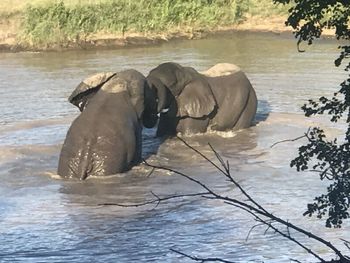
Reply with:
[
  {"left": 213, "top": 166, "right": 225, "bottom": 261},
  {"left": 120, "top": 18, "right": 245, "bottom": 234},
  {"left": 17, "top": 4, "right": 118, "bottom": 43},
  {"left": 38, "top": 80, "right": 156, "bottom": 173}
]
[
  {"left": 69, "top": 72, "right": 116, "bottom": 111},
  {"left": 177, "top": 79, "right": 217, "bottom": 118}
]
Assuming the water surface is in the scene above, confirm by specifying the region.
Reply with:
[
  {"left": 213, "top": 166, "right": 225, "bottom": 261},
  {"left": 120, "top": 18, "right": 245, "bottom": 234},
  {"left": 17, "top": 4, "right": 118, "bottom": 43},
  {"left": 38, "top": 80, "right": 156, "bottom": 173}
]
[{"left": 0, "top": 32, "right": 349, "bottom": 262}]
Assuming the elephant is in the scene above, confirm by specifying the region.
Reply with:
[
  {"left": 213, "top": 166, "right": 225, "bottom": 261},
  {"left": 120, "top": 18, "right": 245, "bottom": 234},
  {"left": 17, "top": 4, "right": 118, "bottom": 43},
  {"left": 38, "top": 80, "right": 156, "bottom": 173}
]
[
  {"left": 145, "top": 62, "right": 257, "bottom": 136},
  {"left": 57, "top": 69, "right": 158, "bottom": 180}
]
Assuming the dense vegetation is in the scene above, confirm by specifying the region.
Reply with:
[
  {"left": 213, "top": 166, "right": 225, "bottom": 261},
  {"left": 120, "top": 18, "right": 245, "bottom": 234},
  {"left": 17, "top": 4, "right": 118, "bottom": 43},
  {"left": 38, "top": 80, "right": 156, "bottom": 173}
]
[
  {"left": 274, "top": 0, "right": 350, "bottom": 228},
  {"left": 0, "top": 0, "right": 288, "bottom": 48},
  {"left": 21, "top": 0, "right": 244, "bottom": 46}
]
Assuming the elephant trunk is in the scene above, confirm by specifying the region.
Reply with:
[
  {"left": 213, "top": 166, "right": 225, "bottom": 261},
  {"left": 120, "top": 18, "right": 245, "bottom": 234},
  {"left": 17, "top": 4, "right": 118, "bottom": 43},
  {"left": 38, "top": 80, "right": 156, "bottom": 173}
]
[
  {"left": 147, "top": 76, "right": 169, "bottom": 112},
  {"left": 142, "top": 111, "right": 158, "bottom": 128}
]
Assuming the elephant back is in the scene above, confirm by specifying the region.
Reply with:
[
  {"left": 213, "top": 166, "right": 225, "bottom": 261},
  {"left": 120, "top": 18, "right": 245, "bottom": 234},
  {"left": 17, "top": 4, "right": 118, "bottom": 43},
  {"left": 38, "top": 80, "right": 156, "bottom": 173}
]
[{"left": 200, "top": 63, "right": 241, "bottom": 77}]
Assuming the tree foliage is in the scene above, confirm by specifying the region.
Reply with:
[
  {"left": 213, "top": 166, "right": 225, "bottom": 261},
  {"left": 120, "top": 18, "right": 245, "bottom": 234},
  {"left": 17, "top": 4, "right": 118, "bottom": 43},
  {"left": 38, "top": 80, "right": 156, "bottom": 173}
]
[{"left": 273, "top": 0, "right": 350, "bottom": 228}]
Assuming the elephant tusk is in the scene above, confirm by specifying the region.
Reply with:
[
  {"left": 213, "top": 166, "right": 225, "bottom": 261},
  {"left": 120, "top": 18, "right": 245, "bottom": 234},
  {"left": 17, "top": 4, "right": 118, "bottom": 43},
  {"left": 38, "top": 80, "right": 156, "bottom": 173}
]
[{"left": 161, "top": 108, "right": 169, "bottom": 113}]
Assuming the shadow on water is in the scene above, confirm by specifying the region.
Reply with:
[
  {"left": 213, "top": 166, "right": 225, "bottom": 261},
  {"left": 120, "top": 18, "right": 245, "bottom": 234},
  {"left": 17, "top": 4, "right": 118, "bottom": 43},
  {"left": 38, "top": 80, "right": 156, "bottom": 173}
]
[
  {"left": 141, "top": 127, "right": 167, "bottom": 160},
  {"left": 255, "top": 99, "right": 271, "bottom": 124}
]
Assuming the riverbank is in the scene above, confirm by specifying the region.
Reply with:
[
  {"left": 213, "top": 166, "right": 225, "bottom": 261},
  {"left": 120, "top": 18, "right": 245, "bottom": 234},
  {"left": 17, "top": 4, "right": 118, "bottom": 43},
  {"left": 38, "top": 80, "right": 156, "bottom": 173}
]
[
  {"left": 0, "top": 1, "right": 292, "bottom": 52},
  {"left": 0, "top": 15, "right": 292, "bottom": 52}
]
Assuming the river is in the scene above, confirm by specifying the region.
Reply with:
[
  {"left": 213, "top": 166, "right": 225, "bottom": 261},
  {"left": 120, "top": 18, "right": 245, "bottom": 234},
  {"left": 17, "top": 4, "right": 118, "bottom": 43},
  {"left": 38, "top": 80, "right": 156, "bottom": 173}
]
[{"left": 0, "top": 32, "right": 349, "bottom": 262}]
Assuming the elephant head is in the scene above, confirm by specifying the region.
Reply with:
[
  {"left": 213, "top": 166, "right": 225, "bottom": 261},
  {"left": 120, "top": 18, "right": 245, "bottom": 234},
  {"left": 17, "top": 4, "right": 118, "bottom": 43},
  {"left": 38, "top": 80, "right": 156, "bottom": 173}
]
[
  {"left": 68, "top": 70, "right": 157, "bottom": 127},
  {"left": 145, "top": 62, "right": 218, "bottom": 135}
]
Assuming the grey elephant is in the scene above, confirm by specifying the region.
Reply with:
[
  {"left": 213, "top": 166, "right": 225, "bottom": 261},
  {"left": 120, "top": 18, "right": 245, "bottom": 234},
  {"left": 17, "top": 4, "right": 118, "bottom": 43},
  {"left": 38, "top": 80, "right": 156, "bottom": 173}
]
[
  {"left": 57, "top": 69, "right": 158, "bottom": 180},
  {"left": 145, "top": 62, "right": 257, "bottom": 136}
]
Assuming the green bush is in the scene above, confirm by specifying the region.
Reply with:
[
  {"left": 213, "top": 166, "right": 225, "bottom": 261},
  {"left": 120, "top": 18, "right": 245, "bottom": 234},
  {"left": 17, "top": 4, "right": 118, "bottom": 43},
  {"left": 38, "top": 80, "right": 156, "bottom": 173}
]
[
  {"left": 19, "top": 0, "right": 288, "bottom": 47},
  {"left": 20, "top": 0, "right": 254, "bottom": 47}
]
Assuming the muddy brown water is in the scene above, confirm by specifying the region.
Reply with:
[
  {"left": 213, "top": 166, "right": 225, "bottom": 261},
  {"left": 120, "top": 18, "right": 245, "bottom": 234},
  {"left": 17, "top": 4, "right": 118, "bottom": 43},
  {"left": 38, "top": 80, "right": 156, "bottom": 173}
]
[{"left": 0, "top": 32, "right": 349, "bottom": 262}]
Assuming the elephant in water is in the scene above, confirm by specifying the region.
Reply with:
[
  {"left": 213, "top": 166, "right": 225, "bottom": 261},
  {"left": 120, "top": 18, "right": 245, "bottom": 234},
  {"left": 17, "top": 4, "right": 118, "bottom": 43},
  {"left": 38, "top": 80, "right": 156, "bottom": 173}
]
[
  {"left": 145, "top": 62, "right": 257, "bottom": 136},
  {"left": 57, "top": 69, "right": 158, "bottom": 180}
]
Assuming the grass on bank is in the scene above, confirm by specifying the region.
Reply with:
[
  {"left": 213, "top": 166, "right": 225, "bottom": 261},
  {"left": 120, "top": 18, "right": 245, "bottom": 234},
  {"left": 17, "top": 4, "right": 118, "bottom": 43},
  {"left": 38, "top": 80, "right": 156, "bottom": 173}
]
[
  {"left": 0, "top": 0, "right": 101, "bottom": 14},
  {"left": 0, "top": 0, "right": 290, "bottom": 48}
]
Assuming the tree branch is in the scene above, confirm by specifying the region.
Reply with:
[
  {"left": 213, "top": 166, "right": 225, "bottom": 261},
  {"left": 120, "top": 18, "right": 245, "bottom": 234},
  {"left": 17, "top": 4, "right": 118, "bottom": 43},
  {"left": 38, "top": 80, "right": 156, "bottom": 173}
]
[
  {"left": 170, "top": 248, "right": 235, "bottom": 263},
  {"left": 98, "top": 192, "right": 210, "bottom": 207},
  {"left": 270, "top": 127, "right": 310, "bottom": 148},
  {"left": 175, "top": 138, "right": 347, "bottom": 262},
  {"left": 110, "top": 137, "right": 349, "bottom": 263}
]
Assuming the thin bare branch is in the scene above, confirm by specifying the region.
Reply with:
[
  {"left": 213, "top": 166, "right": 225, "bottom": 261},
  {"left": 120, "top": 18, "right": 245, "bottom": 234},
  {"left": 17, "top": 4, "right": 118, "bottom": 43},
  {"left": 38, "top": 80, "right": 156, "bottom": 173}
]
[
  {"left": 175, "top": 138, "right": 347, "bottom": 261},
  {"left": 110, "top": 137, "right": 349, "bottom": 262},
  {"left": 309, "top": 169, "right": 334, "bottom": 180},
  {"left": 146, "top": 167, "right": 155, "bottom": 177},
  {"left": 143, "top": 159, "right": 221, "bottom": 199},
  {"left": 170, "top": 248, "right": 235, "bottom": 263},
  {"left": 264, "top": 224, "right": 272, "bottom": 235},
  {"left": 270, "top": 135, "right": 306, "bottom": 148},
  {"left": 208, "top": 143, "right": 228, "bottom": 171},
  {"left": 270, "top": 127, "right": 311, "bottom": 148},
  {"left": 150, "top": 191, "right": 161, "bottom": 207},
  {"left": 287, "top": 224, "right": 291, "bottom": 237},
  {"left": 254, "top": 215, "right": 326, "bottom": 262},
  {"left": 177, "top": 136, "right": 227, "bottom": 174},
  {"left": 342, "top": 239, "right": 350, "bottom": 251},
  {"left": 179, "top": 137, "right": 269, "bottom": 214},
  {"left": 245, "top": 222, "right": 268, "bottom": 242},
  {"left": 98, "top": 192, "right": 210, "bottom": 207},
  {"left": 143, "top": 156, "right": 346, "bottom": 261},
  {"left": 226, "top": 199, "right": 326, "bottom": 262}
]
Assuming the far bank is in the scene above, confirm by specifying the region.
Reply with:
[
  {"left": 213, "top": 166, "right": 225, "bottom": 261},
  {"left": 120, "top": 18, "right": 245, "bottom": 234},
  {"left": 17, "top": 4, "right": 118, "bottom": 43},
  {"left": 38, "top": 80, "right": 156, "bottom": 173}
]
[
  {"left": 0, "top": 0, "right": 291, "bottom": 52},
  {"left": 0, "top": 16, "right": 293, "bottom": 52}
]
